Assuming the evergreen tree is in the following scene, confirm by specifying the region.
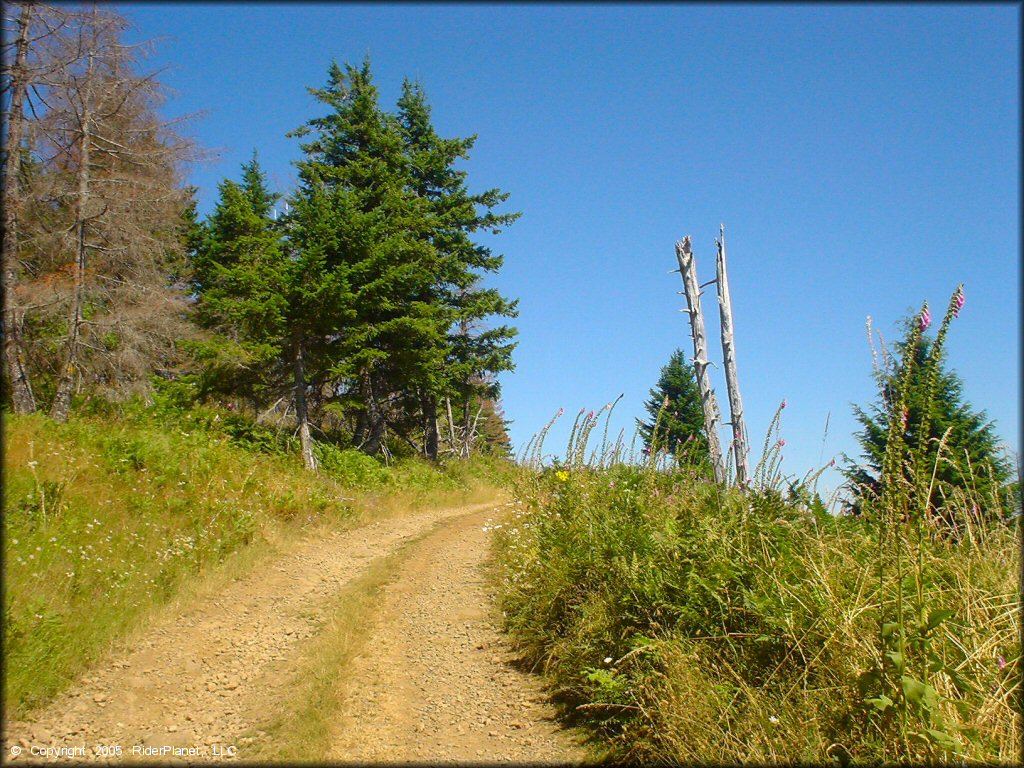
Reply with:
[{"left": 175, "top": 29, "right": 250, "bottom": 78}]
[
  {"left": 843, "top": 313, "right": 1015, "bottom": 521},
  {"left": 190, "top": 152, "right": 290, "bottom": 408},
  {"left": 637, "top": 349, "right": 709, "bottom": 463},
  {"left": 396, "top": 79, "right": 519, "bottom": 459},
  {"left": 289, "top": 58, "right": 436, "bottom": 456}
]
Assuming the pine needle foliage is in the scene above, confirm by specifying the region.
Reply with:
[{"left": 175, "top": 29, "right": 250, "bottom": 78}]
[
  {"left": 843, "top": 295, "right": 1015, "bottom": 523},
  {"left": 637, "top": 349, "right": 709, "bottom": 471}
]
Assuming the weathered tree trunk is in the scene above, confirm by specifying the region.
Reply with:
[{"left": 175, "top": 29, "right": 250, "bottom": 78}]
[
  {"left": 292, "top": 338, "right": 318, "bottom": 472},
  {"left": 445, "top": 396, "right": 457, "bottom": 454},
  {"left": 49, "top": 46, "right": 95, "bottom": 422},
  {"left": 2, "top": 4, "right": 38, "bottom": 413},
  {"left": 466, "top": 401, "right": 484, "bottom": 457},
  {"left": 716, "top": 225, "right": 750, "bottom": 488},
  {"left": 675, "top": 235, "right": 726, "bottom": 484}
]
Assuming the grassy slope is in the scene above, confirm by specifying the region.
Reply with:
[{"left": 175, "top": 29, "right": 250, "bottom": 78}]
[
  {"left": 494, "top": 464, "right": 1020, "bottom": 764},
  {"left": 3, "top": 407, "right": 507, "bottom": 718}
]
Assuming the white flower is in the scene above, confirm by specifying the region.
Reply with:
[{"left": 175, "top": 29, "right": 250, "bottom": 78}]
[
  {"left": 604, "top": 657, "right": 613, "bottom": 664},
  {"left": 769, "top": 715, "right": 779, "bottom": 724}
]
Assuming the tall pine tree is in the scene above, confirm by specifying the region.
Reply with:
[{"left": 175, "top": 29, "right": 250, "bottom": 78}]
[
  {"left": 289, "top": 59, "right": 437, "bottom": 456},
  {"left": 396, "top": 79, "right": 519, "bottom": 459},
  {"left": 190, "top": 152, "right": 289, "bottom": 407},
  {"left": 191, "top": 152, "right": 347, "bottom": 470}
]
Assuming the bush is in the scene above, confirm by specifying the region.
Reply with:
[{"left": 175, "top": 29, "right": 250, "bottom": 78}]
[{"left": 313, "top": 443, "right": 388, "bottom": 488}]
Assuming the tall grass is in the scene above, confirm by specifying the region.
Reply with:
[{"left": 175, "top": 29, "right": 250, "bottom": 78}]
[
  {"left": 494, "top": 399, "right": 1020, "bottom": 763},
  {"left": 3, "top": 400, "right": 507, "bottom": 718}
]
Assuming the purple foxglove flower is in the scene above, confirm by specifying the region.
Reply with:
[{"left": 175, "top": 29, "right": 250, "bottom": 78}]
[
  {"left": 920, "top": 308, "right": 931, "bottom": 331},
  {"left": 954, "top": 290, "right": 965, "bottom": 317},
  {"left": 777, "top": 439, "right": 786, "bottom": 448}
]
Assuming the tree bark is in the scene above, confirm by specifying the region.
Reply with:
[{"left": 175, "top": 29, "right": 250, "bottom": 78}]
[
  {"left": 716, "top": 225, "right": 750, "bottom": 488},
  {"left": 675, "top": 235, "right": 726, "bottom": 484},
  {"left": 2, "top": 3, "right": 37, "bottom": 413},
  {"left": 445, "top": 396, "right": 457, "bottom": 455},
  {"left": 293, "top": 338, "right": 318, "bottom": 472}
]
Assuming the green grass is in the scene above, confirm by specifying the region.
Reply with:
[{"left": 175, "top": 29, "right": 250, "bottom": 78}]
[
  {"left": 494, "top": 461, "right": 1020, "bottom": 764},
  {"left": 3, "top": 405, "right": 508, "bottom": 719}
]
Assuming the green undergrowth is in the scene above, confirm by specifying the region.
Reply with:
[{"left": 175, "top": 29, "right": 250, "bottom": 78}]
[
  {"left": 495, "top": 463, "right": 1020, "bottom": 764},
  {"left": 3, "top": 401, "right": 509, "bottom": 718}
]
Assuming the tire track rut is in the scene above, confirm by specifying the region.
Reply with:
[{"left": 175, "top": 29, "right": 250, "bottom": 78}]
[{"left": 329, "top": 505, "right": 590, "bottom": 764}]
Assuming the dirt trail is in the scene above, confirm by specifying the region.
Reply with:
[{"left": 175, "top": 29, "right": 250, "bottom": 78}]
[
  {"left": 329, "top": 505, "right": 590, "bottom": 764},
  {"left": 3, "top": 500, "right": 590, "bottom": 765}
]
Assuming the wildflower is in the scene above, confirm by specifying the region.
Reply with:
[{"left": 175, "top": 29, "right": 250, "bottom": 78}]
[
  {"left": 777, "top": 439, "right": 786, "bottom": 448},
  {"left": 587, "top": 410, "right": 595, "bottom": 419},
  {"left": 604, "top": 656, "right": 614, "bottom": 664},
  {"left": 557, "top": 407, "right": 564, "bottom": 417},
  {"left": 953, "top": 289, "right": 965, "bottom": 318},
  {"left": 663, "top": 396, "right": 670, "bottom": 407},
  {"left": 900, "top": 409, "right": 909, "bottom": 430},
  {"left": 769, "top": 715, "right": 779, "bottom": 724},
  {"left": 829, "top": 458, "right": 836, "bottom": 467},
  {"left": 920, "top": 306, "right": 931, "bottom": 331},
  {"left": 998, "top": 656, "right": 1007, "bottom": 670},
  {"left": 781, "top": 399, "right": 787, "bottom": 409},
  {"left": 555, "top": 470, "right": 570, "bottom": 482}
]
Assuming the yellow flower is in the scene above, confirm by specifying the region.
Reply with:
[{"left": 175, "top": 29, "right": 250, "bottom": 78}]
[{"left": 555, "top": 470, "right": 570, "bottom": 482}]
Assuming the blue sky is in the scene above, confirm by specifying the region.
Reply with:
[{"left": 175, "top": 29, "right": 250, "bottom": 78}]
[{"left": 117, "top": 3, "right": 1020, "bottom": 498}]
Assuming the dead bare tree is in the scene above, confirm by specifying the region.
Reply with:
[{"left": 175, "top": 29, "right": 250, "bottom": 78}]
[
  {"left": 1, "top": 3, "right": 37, "bottom": 412},
  {"left": 715, "top": 224, "right": 750, "bottom": 488},
  {"left": 1, "top": 2, "right": 83, "bottom": 412},
  {"left": 675, "top": 235, "right": 727, "bottom": 484},
  {"left": 5, "top": 4, "right": 198, "bottom": 420}
]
